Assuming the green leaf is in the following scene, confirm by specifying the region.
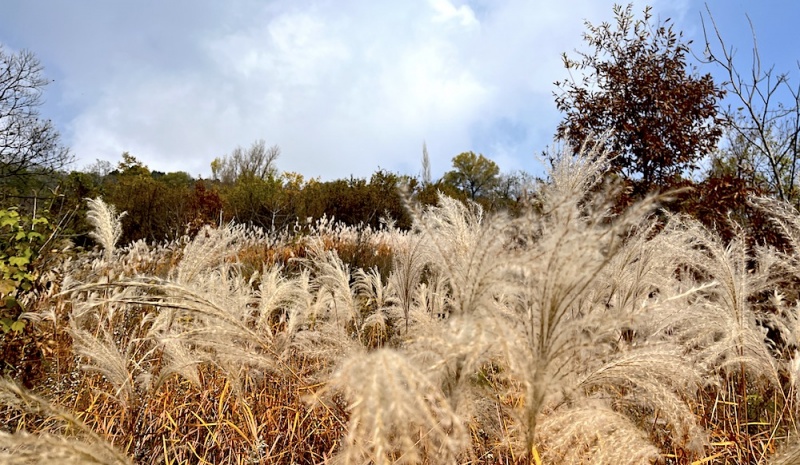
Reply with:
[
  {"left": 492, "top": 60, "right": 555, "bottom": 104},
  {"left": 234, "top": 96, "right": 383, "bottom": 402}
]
[
  {"left": 8, "top": 255, "right": 30, "bottom": 267},
  {"left": 27, "top": 232, "right": 44, "bottom": 241},
  {"left": 10, "top": 320, "right": 25, "bottom": 332},
  {"left": 0, "top": 216, "right": 18, "bottom": 228},
  {"left": 15, "top": 230, "right": 27, "bottom": 241}
]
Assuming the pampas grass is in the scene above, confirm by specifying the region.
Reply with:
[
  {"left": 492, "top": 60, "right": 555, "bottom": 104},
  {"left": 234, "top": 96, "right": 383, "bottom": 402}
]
[
  {"left": 8, "top": 139, "right": 800, "bottom": 464},
  {"left": 86, "top": 197, "right": 126, "bottom": 261},
  {"left": 324, "top": 348, "right": 468, "bottom": 465}
]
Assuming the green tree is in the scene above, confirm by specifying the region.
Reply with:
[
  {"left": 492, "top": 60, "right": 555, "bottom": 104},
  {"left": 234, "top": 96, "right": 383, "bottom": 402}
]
[
  {"left": 442, "top": 152, "right": 500, "bottom": 201},
  {"left": 555, "top": 4, "right": 724, "bottom": 195},
  {"left": 104, "top": 153, "right": 199, "bottom": 242},
  {"left": 223, "top": 175, "right": 284, "bottom": 229},
  {"left": 116, "top": 152, "right": 150, "bottom": 177}
]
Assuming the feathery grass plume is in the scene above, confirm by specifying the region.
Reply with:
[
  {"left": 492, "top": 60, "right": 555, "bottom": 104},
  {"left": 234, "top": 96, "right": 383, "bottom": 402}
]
[
  {"left": 771, "top": 442, "right": 800, "bottom": 465},
  {"left": 0, "top": 432, "right": 126, "bottom": 465},
  {"left": 353, "top": 267, "right": 401, "bottom": 347},
  {"left": 324, "top": 348, "right": 468, "bottom": 465},
  {"left": 406, "top": 310, "right": 505, "bottom": 440},
  {"left": 502, "top": 159, "right": 612, "bottom": 438},
  {"left": 86, "top": 197, "right": 126, "bottom": 260},
  {"left": 301, "top": 238, "right": 360, "bottom": 332},
  {"left": 173, "top": 223, "right": 250, "bottom": 284},
  {"left": 353, "top": 267, "right": 398, "bottom": 314},
  {"left": 572, "top": 345, "right": 706, "bottom": 447},
  {"left": 395, "top": 190, "right": 522, "bottom": 455},
  {"left": 750, "top": 196, "right": 800, "bottom": 252},
  {"left": 535, "top": 402, "right": 660, "bottom": 465},
  {"left": 415, "top": 194, "right": 510, "bottom": 318},
  {"left": 486, "top": 140, "right": 691, "bottom": 457},
  {"left": 278, "top": 257, "right": 365, "bottom": 370},
  {"left": 255, "top": 264, "right": 307, "bottom": 336},
  {"left": 281, "top": 268, "right": 363, "bottom": 375},
  {"left": 388, "top": 228, "right": 430, "bottom": 329},
  {"left": 413, "top": 269, "right": 451, "bottom": 319},
  {"left": 146, "top": 274, "right": 277, "bottom": 382},
  {"left": 68, "top": 322, "right": 142, "bottom": 409},
  {"left": 767, "top": 295, "right": 800, "bottom": 401},
  {"left": 149, "top": 334, "right": 203, "bottom": 389},
  {"left": 282, "top": 268, "right": 321, "bottom": 335},
  {"left": 539, "top": 136, "right": 614, "bottom": 213},
  {"left": 0, "top": 379, "right": 132, "bottom": 465},
  {"left": 63, "top": 272, "right": 162, "bottom": 412},
  {"left": 66, "top": 262, "right": 280, "bottom": 394},
  {"left": 751, "top": 195, "right": 800, "bottom": 355},
  {"left": 661, "top": 216, "right": 780, "bottom": 384},
  {"left": 597, "top": 219, "right": 673, "bottom": 318}
]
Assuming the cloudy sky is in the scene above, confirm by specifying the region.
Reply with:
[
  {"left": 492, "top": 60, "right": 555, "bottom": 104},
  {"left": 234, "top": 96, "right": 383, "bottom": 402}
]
[{"left": 1, "top": 1, "right": 797, "bottom": 180}]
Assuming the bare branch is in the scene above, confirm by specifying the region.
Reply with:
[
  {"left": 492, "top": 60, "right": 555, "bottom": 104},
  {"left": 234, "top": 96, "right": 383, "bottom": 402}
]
[
  {"left": 0, "top": 46, "right": 72, "bottom": 193},
  {"left": 702, "top": 6, "right": 800, "bottom": 204}
]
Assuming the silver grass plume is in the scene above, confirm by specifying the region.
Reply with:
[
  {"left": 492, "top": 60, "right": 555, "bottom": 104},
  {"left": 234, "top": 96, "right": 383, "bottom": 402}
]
[
  {"left": 173, "top": 223, "right": 249, "bottom": 284},
  {"left": 490, "top": 140, "right": 687, "bottom": 457},
  {"left": 500, "top": 143, "right": 625, "bottom": 448},
  {"left": 771, "top": 442, "right": 800, "bottom": 465},
  {"left": 301, "top": 238, "right": 360, "bottom": 332},
  {"left": 324, "top": 348, "right": 468, "bottom": 465},
  {"left": 354, "top": 266, "right": 401, "bottom": 346},
  {"left": 387, "top": 232, "right": 428, "bottom": 329},
  {"left": 69, "top": 321, "right": 142, "bottom": 408},
  {"left": 535, "top": 402, "right": 659, "bottom": 465},
  {"left": 660, "top": 216, "right": 779, "bottom": 383},
  {"left": 86, "top": 197, "right": 126, "bottom": 260},
  {"left": 415, "top": 195, "right": 508, "bottom": 318}
]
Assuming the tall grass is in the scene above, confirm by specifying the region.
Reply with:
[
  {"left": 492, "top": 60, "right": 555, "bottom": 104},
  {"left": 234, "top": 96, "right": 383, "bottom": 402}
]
[{"left": 4, "top": 141, "right": 800, "bottom": 464}]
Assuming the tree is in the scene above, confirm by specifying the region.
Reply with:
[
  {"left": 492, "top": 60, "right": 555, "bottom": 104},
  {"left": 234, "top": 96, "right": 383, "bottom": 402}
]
[
  {"left": 117, "top": 152, "right": 150, "bottom": 177},
  {"left": 211, "top": 140, "right": 280, "bottom": 184},
  {"left": 702, "top": 8, "right": 800, "bottom": 205},
  {"left": 421, "top": 142, "right": 432, "bottom": 186},
  {"left": 490, "top": 170, "right": 535, "bottom": 213},
  {"left": 442, "top": 151, "right": 499, "bottom": 201},
  {"left": 555, "top": 4, "right": 725, "bottom": 195},
  {"left": 0, "top": 46, "right": 72, "bottom": 194}
]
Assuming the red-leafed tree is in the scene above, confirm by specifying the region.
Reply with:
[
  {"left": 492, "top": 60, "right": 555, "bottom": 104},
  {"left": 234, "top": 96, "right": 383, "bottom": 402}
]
[{"left": 555, "top": 4, "right": 725, "bottom": 196}]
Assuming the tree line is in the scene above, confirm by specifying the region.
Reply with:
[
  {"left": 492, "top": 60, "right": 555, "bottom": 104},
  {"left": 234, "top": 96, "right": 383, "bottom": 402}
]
[{"left": 45, "top": 140, "right": 532, "bottom": 246}]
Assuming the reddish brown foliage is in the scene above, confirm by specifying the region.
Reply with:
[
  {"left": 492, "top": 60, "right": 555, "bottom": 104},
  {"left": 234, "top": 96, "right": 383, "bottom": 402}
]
[{"left": 555, "top": 4, "right": 725, "bottom": 197}]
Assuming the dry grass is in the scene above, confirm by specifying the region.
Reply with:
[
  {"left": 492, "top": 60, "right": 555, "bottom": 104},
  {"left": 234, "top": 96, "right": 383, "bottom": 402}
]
[{"left": 5, "top": 141, "right": 800, "bottom": 464}]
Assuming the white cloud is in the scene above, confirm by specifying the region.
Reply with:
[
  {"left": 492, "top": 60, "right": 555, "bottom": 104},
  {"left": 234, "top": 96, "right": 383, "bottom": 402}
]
[{"left": 429, "top": 0, "right": 479, "bottom": 27}]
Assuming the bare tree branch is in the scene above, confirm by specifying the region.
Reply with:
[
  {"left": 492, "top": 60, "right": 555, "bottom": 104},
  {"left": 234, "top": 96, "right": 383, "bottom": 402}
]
[
  {"left": 701, "top": 6, "right": 800, "bottom": 204},
  {"left": 211, "top": 139, "right": 280, "bottom": 184},
  {"left": 0, "top": 46, "right": 73, "bottom": 193}
]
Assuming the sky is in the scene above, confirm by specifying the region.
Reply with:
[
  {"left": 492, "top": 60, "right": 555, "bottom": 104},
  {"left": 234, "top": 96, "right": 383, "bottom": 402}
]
[{"left": 0, "top": 1, "right": 797, "bottom": 181}]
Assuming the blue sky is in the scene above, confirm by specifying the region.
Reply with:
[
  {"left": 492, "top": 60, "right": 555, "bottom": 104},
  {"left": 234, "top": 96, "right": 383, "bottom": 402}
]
[{"left": 0, "top": 1, "right": 797, "bottom": 180}]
